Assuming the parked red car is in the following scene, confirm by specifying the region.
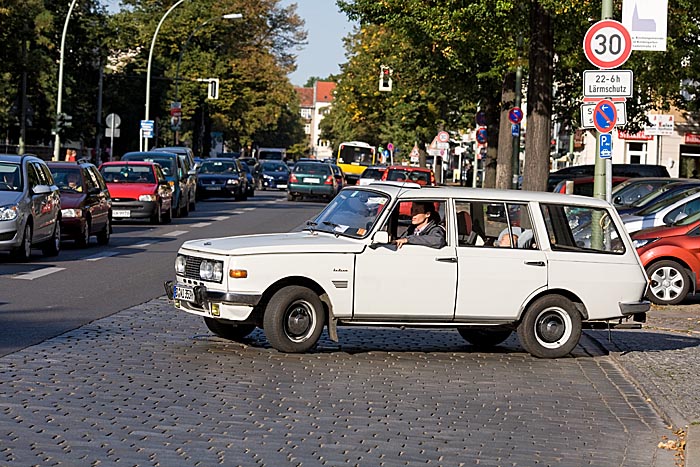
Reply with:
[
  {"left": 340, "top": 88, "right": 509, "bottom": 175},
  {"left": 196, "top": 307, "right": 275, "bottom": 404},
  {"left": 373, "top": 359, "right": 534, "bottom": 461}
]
[
  {"left": 552, "top": 176, "right": 629, "bottom": 196},
  {"left": 381, "top": 165, "right": 435, "bottom": 186},
  {"left": 47, "top": 161, "right": 112, "bottom": 247},
  {"left": 633, "top": 211, "right": 700, "bottom": 305},
  {"left": 99, "top": 161, "right": 173, "bottom": 224}
]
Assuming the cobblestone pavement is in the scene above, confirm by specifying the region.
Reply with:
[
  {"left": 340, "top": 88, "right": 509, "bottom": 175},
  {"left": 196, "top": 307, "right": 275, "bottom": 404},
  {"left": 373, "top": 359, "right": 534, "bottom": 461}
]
[{"left": 0, "top": 298, "right": 681, "bottom": 467}]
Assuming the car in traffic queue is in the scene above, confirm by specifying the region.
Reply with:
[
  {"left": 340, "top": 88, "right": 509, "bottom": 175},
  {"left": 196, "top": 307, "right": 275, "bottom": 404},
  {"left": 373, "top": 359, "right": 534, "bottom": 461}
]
[
  {"left": 47, "top": 161, "right": 112, "bottom": 247},
  {"left": 153, "top": 146, "right": 198, "bottom": 212},
  {"left": 0, "top": 154, "right": 61, "bottom": 260},
  {"left": 381, "top": 165, "right": 435, "bottom": 186},
  {"left": 287, "top": 160, "right": 337, "bottom": 201},
  {"left": 358, "top": 166, "right": 387, "bottom": 186},
  {"left": 330, "top": 163, "right": 346, "bottom": 195},
  {"left": 164, "top": 183, "right": 649, "bottom": 359},
  {"left": 99, "top": 161, "right": 173, "bottom": 224},
  {"left": 239, "top": 161, "right": 255, "bottom": 199},
  {"left": 121, "top": 151, "right": 189, "bottom": 217},
  {"left": 256, "top": 160, "right": 290, "bottom": 190},
  {"left": 633, "top": 211, "right": 700, "bottom": 306},
  {"left": 552, "top": 176, "right": 629, "bottom": 196},
  {"left": 195, "top": 158, "right": 248, "bottom": 201}
]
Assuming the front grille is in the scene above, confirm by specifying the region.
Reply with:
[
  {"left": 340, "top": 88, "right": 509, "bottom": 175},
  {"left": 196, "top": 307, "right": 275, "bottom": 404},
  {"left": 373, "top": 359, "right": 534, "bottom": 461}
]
[{"left": 0, "top": 231, "right": 16, "bottom": 241}]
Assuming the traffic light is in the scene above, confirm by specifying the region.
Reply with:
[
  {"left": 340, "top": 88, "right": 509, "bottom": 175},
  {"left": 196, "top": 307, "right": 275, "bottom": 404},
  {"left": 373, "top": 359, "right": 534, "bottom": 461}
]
[
  {"left": 52, "top": 113, "right": 72, "bottom": 135},
  {"left": 379, "top": 65, "right": 392, "bottom": 92}
]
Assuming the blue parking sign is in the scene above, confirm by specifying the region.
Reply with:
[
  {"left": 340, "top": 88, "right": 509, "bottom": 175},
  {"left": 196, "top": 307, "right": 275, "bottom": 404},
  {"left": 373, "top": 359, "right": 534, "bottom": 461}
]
[{"left": 599, "top": 133, "right": 612, "bottom": 159}]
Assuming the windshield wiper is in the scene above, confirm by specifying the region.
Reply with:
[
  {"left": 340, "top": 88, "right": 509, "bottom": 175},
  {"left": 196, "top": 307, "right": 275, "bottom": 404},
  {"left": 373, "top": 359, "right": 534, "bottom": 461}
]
[
  {"left": 305, "top": 220, "right": 318, "bottom": 233},
  {"left": 322, "top": 221, "right": 342, "bottom": 237}
]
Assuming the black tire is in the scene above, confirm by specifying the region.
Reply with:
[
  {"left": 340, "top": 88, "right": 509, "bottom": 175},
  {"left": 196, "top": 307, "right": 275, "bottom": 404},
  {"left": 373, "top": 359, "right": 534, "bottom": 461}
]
[
  {"left": 42, "top": 222, "right": 61, "bottom": 257},
  {"left": 517, "top": 295, "right": 582, "bottom": 358},
  {"left": 189, "top": 194, "right": 196, "bottom": 212},
  {"left": 181, "top": 197, "right": 190, "bottom": 216},
  {"left": 75, "top": 220, "right": 90, "bottom": 248},
  {"left": 646, "top": 260, "right": 690, "bottom": 305},
  {"left": 150, "top": 203, "right": 162, "bottom": 224},
  {"left": 11, "top": 223, "right": 32, "bottom": 261},
  {"left": 162, "top": 204, "right": 172, "bottom": 224},
  {"left": 204, "top": 317, "right": 256, "bottom": 341},
  {"left": 287, "top": 192, "right": 295, "bottom": 201},
  {"left": 458, "top": 328, "right": 512, "bottom": 348},
  {"left": 96, "top": 216, "right": 111, "bottom": 245},
  {"left": 263, "top": 285, "right": 325, "bottom": 353},
  {"left": 173, "top": 196, "right": 182, "bottom": 218}
]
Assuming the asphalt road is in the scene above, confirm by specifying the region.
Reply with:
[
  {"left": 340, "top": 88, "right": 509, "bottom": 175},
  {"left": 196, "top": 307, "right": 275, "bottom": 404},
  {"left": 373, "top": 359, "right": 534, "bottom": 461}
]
[{"left": 0, "top": 190, "right": 323, "bottom": 356}]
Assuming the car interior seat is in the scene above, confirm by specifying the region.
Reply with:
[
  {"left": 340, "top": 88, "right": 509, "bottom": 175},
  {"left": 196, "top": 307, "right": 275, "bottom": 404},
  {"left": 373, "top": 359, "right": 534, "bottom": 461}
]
[{"left": 456, "top": 211, "right": 477, "bottom": 246}]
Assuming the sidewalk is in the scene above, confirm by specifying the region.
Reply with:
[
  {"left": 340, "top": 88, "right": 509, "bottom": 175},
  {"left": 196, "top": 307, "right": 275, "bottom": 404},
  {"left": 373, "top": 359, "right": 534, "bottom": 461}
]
[{"left": 588, "top": 298, "right": 700, "bottom": 467}]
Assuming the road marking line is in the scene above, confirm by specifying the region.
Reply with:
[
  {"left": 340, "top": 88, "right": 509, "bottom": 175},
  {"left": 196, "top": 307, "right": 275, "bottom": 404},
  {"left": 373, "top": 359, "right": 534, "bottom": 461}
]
[
  {"left": 212, "top": 216, "right": 230, "bottom": 221},
  {"left": 14, "top": 267, "right": 65, "bottom": 280},
  {"left": 131, "top": 242, "right": 153, "bottom": 248},
  {"left": 231, "top": 210, "right": 246, "bottom": 215},
  {"left": 189, "top": 222, "right": 211, "bottom": 228},
  {"left": 242, "top": 207, "right": 256, "bottom": 211},
  {"left": 86, "top": 251, "right": 121, "bottom": 261},
  {"left": 164, "top": 230, "right": 188, "bottom": 237}
]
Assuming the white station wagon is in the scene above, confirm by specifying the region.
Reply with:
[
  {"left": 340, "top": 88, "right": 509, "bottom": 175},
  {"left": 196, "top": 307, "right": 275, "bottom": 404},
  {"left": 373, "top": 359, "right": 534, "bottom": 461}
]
[{"left": 165, "top": 183, "right": 650, "bottom": 358}]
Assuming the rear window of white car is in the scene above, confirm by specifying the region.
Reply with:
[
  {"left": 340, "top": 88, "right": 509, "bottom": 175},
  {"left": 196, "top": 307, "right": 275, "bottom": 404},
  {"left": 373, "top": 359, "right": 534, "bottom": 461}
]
[{"left": 541, "top": 204, "right": 625, "bottom": 254}]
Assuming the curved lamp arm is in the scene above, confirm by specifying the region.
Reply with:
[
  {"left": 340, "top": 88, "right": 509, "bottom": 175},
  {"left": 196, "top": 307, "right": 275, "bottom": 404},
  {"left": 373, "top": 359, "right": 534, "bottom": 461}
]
[{"left": 53, "top": 0, "right": 79, "bottom": 161}]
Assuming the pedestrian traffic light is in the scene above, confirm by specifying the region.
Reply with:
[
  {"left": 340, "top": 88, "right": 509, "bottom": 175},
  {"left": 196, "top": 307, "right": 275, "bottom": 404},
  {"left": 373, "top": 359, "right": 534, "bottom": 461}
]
[{"left": 379, "top": 66, "right": 392, "bottom": 92}]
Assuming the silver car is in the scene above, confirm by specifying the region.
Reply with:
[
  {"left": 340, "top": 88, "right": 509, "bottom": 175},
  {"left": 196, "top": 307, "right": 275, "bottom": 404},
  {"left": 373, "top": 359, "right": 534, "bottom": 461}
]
[{"left": 0, "top": 154, "right": 62, "bottom": 260}]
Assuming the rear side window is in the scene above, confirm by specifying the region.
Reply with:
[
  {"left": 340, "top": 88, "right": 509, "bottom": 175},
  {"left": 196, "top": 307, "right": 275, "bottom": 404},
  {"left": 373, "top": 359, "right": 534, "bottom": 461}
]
[
  {"left": 454, "top": 200, "right": 537, "bottom": 249},
  {"left": 541, "top": 204, "right": 625, "bottom": 254}
]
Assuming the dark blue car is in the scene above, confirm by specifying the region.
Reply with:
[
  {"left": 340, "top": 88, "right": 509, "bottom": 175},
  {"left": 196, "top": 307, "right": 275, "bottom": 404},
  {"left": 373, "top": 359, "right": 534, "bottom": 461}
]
[
  {"left": 256, "top": 160, "right": 290, "bottom": 190},
  {"left": 121, "top": 151, "right": 189, "bottom": 217}
]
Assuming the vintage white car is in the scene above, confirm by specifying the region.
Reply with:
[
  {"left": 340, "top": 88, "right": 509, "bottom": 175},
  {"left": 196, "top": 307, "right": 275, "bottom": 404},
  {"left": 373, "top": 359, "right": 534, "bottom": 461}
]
[{"left": 165, "top": 183, "right": 650, "bottom": 358}]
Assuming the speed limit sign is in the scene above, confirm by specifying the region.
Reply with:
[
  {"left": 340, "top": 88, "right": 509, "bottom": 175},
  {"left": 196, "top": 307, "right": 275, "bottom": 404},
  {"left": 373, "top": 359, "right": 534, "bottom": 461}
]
[{"left": 583, "top": 20, "right": 632, "bottom": 69}]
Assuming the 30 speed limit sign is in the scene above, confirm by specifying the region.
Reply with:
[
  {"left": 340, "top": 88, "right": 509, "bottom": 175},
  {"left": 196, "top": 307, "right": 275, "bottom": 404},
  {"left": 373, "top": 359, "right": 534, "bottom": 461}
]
[{"left": 583, "top": 20, "right": 632, "bottom": 69}]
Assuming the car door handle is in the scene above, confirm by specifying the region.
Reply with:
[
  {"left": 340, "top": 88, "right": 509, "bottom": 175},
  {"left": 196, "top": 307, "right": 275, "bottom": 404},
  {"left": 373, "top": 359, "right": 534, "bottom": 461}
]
[
  {"left": 436, "top": 257, "right": 457, "bottom": 263},
  {"left": 525, "top": 261, "right": 546, "bottom": 267}
]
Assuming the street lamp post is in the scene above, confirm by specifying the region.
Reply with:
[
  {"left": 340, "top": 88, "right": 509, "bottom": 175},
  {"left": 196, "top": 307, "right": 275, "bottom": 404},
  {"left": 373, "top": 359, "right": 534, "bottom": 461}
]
[
  {"left": 173, "top": 13, "right": 242, "bottom": 144},
  {"left": 142, "top": 0, "right": 189, "bottom": 151},
  {"left": 53, "top": 0, "right": 79, "bottom": 161}
]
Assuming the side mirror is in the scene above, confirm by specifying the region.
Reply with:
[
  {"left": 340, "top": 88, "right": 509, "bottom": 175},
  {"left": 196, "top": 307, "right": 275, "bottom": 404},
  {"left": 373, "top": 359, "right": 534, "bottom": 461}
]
[
  {"left": 613, "top": 195, "right": 622, "bottom": 204},
  {"left": 32, "top": 184, "right": 51, "bottom": 195},
  {"left": 371, "top": 231, "right": 389, "bottom": 245},
  {"left": 188, "top": 169, "right": 197, "bottom": 176}
]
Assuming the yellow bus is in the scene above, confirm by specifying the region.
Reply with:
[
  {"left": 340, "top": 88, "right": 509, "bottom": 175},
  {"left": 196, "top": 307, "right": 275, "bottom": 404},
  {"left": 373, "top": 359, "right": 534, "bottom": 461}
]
[{"left": 336, "top": 141, "right": 376, "bottom": 185}]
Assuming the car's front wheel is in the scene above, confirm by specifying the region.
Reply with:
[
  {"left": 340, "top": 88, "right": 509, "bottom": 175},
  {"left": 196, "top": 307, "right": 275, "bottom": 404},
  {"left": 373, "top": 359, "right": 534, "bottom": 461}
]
[
  {"left": 11, "top": 223, "right": 32, "bottom": 261},
  {"left": 458, "top": 328, "right": 512, "bottom": 348},
  {"left": 42, "top": 221, "right": 61, "bottom": 256},
  {"left": 263, "top": 286, "right": 325, "bottom": 353},
  {"left": 646, "top": 260, "right": 690, "bottom": 305},
  {"left": 96, "top": 216, "right": 110, "bottom": 245},
  {"left": 517, "top": 295, "right": 582, "bottom": 358},
  {"left": 75, "top": 220, "right": 90, "bottom": 248},
  {"left": 204, "top": 318, "right": 255, "bottom": 341}
]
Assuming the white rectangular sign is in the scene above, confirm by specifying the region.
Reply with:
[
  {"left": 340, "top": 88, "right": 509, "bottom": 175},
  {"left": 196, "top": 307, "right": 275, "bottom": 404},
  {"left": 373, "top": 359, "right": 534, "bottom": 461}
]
[
  {"left": 644, "top": 114, "right": 674, "bottom": 136},
  {"left": 580, "top": 102, "right": 627, "bottom": 129},
  {"left": 622, "top": 0, "right": 668, "bottom": 51},
  {"left": 583, "top": 70, "right": 633, "bottom": 98}
]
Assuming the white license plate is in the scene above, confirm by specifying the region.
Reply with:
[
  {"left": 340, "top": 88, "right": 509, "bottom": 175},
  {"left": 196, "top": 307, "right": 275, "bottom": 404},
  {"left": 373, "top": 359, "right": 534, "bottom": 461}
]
[
  {"left": 174, "top": 285, "right": 195, "bottom": 302},
  {"left": 277, "top": 184, "right": 287, "bottom": 189},
  {"left": 205, "top": 186, "right": 220, "bottom": 190},
  {"left": 113, "top": 210, "right": 131, "bottom": 218},
  {"left": 303, "top": 178, "right": 320, "bottom": 184}
]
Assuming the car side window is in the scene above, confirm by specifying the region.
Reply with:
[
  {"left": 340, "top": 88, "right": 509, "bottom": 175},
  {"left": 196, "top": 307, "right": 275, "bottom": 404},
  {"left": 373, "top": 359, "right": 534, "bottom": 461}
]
[
  {"left": 27, "top": 163, "right": 42, "bottom": 188},
  {"left": 155, "top": 166, "right": 167, "bottom": 183},
  {"left": 386, "top": 200, "right": 447, "bottom": 244},
  {"left": 540, "top": 203, "right": 625, "bottom": 254},
  {"left": 33, "top": 162, "right": 53, "bottom": 186},
  {"left": 83, "top": 168, "right": 99, "bottom": 192},
  {"left": 88, "top": 166, "right": 108, "bottom": 191}
]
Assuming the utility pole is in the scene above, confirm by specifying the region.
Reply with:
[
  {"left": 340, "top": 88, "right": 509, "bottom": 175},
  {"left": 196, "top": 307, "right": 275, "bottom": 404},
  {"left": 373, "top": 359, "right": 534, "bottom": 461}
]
[
  {"left": 593, "top": 0, "right": 614, "bottom": 202},
  {"left": 511, "top": 34, "right": 523, "bottom": 189}
]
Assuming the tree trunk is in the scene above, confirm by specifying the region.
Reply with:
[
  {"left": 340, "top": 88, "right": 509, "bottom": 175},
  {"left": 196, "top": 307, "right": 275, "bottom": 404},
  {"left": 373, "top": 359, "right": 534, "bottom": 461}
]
[
  {"left": 522, "top": 1, "right": 553, "bottom": 192},
  {"left": 496, "top": 72, "right": 516, "bottom": 189},
  {"left": 482, "top": 95, "right": 500, "bottom": 188}
]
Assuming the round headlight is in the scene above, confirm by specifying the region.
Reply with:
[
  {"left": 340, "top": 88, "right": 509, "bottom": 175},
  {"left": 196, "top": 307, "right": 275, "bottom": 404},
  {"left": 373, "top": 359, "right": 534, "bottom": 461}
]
[
  {"left": 175, "top": 255, "right": 186, "bottom": 274},
  {"left": 200, "top": 260, "right": 214, "bottom": 280},
  {"left": 212, "top": 262, "right": 223, "bottom": 282}
]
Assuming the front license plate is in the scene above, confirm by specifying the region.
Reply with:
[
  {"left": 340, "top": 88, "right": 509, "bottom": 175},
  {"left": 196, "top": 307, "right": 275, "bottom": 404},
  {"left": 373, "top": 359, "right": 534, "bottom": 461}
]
[
  {"left": 174, "top": 285, "right": 195, "bottom": 302},
  {"left": 303, "top": 178, "right": 320, "bottom": 184},
  {"left": 113, "top": 210, "right": 131, "bottom": 218},
  {"left": 205, "top": 186, "right": 220, "bottom": 190}
]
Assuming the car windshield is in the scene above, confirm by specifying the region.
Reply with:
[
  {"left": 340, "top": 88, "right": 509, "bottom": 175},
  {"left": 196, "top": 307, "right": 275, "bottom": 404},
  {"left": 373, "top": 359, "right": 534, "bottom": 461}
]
[
  {"left": 199, "top": 161, "right": 236, "bottom": 174},
  {"left": 361, "top": 168, "right": 385, "bottom": 179},
  {"left": 631, "top": 184, "right": 700, "bottom": 208},
  {"left": 673, "top": 209, "right": 700, "bottom": 226},
  {"left": 635, "top": 190, "right": 698, "bottom": 216},
  {"left": 261, "top": 162, "right": 288, "bottom": 172},
  {"left": 311, "top": 189, "right": 389, "bottom": 238},
  {"left": 100, "top": 165, "right": 155, "bottom": 183},
  {"left": 51, "top": 167, "right": 83, "bottom": 193},
  {"left": 0, "top": 162, "right": 22, "bottom": 191},
  {"left": 126, "top": 156, "right": 175, "bottom": 176}
]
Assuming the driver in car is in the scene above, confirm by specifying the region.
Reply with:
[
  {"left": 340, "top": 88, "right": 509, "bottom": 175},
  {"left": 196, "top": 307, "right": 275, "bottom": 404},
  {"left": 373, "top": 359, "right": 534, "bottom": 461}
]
[{"left": 395, "top": 201, "right": 446, "bottom": 249}]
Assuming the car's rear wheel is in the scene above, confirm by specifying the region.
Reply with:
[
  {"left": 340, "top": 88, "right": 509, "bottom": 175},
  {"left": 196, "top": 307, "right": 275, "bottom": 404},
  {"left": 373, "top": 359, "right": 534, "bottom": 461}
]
[
  {"left": 11, "top": 223, "right": 32, "bottom": 261},
  {"left": 96, "top": 216, "right": 110, "bottom": 245},
  {"left": 517, "top": 295, "right": 581, "bottom": 358},
  {"left": 75, "top": 220, "right": 90, "bottom": 248},
  {"left": 189, "top": 194, "right": 196, "bottom": 212},
  {"left": 42, "top": 222, "right": 61, "bottom": 257},
  {"left": 150, "top": 203, "right": 162, "bottom": 224},
  {"left": 646, "top": 260, "right": 690, "bottom": 305},
  {"left": 162, "top": 204, "right": 172, "bottom": 224},
  {"left": 287, "top": 193, "right": 295, "bottom": 201},
  {"left": 458, "top": 328, "right": 512, "bottom": 348},
  {"left": 204, "top": 317, "right": 256, "bottom": 341},
  {"left": 263, "top": 286, "right": 325, "bottom": 353}
]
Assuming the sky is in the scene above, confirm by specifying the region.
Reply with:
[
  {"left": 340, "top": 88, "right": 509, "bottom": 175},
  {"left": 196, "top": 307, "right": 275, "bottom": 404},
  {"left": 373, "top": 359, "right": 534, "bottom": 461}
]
[{"left": 104, "top": 0, "right": 354, "bottom": 88}]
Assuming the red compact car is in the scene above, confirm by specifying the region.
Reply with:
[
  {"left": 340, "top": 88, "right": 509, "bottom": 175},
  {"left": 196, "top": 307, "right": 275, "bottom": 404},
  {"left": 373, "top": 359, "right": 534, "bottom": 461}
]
[
  {"left": 381, "top": 165, "right": 435, "bottom": 186},
  {"left": 99, "top": 161, "right": 173, "bottom": 224},
  {"left": 633, "top": 211, "right": 700, "bottom": 305}
]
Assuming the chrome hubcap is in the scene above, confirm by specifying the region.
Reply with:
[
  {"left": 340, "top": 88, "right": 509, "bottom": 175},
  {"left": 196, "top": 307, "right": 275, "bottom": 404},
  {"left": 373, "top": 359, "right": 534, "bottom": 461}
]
[
  {"left": 650, "top": 266, "right": 684, "bottom": 302},
  {"left": 284, "top": 300, "right": 315, "bottom": 342}
]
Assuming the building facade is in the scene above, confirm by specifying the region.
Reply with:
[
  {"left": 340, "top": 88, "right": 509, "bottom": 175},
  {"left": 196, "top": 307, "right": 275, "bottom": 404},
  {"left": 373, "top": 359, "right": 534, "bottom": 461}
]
[{"left": 295, "top": 81, "right": 336, "bottom": 160}]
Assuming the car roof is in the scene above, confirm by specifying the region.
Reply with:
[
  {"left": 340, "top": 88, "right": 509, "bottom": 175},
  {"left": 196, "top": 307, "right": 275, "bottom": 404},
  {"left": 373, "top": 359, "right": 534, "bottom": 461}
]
[
  {"left": 123, "top": 151, "right": 179, "bottom": 159},
  {"left": 386, "top": 165, "right": 430, "bottom": 172},
  {"left": 355, "top": 183, "right": 613, "bottom": 208},
  {"left": 47, "top": 161, "right": 95, "bottom": 169},
  {"left": 201, "top": 157, "right": 235, "bottom": 162},
  {"left": 0, "top": 154, "right": 42, "bottom": 163},
  {"left": 101, "top": 161, "right": 158, "bottom": 167}
]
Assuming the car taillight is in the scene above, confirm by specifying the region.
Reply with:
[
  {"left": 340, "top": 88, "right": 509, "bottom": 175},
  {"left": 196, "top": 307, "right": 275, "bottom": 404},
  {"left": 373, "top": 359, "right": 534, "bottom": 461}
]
[
  {"left": 431, "top": 173, "right": 436, "bottom": 185},
  {"left": 289, "top": 174, "right": 298, "bottom": 183},
  {"left": 324, "top": 175, "right": 334, "bottom": 185}
]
